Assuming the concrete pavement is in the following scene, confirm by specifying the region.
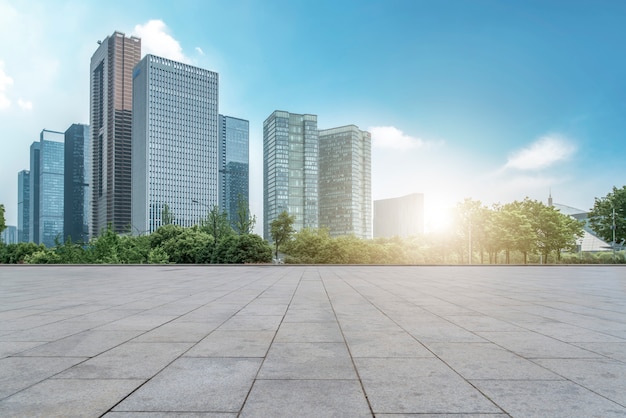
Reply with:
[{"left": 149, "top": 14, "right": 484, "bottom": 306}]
[{"left": 0, "top": 265, "right": 625, "bottom": 417}]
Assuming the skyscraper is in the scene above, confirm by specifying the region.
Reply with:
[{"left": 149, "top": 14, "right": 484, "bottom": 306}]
[
  {"left": 39, "top": 129, "right": 65, "bottom": 247},
  {"left": 29, "top": 141, "right": 40, "bottom": 244},
  {"left": 219, "top": 114, "right": 249, "bottom": 227},
  {"left": 318, "top": 125, "right": 372, "bottom": 239},
  {"left": 90, "top": 31, "right": 141, "bottom": 237},
  {"left": 64, "top": 123, "right": 90, "bottom": 243},
  {"left": 131, "top": 54, "right": 219, "bottom": 234},
  {"left": 263, "top": 111, "right": 318, "bottom": 240},
  {"left": 17, "top": 170, "right": 30, "bottom": 242}
]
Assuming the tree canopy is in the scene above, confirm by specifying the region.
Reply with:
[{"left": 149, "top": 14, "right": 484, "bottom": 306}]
[
  {"left": 588, "top": 185, "right": 626, "bottom": 246},
  {"left": 270, "top": 211, "right": 295, "bottom": 261}
]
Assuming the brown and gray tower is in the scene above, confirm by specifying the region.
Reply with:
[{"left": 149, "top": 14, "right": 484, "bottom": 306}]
[{"left": 89, "top": 31, "right": 141, "bottom": 237}]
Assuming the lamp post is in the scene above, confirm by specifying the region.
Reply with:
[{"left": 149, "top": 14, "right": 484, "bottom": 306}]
[{"left": 613, "top": 205, "right": 616, "bottom": 263}]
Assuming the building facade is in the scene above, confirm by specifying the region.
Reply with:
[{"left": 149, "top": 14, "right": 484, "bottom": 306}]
[
  {"left": 64, "top": 123, "right": 90, "bottom": 243},
  {"left": 90, "top": 31, "right": 141, "bottom": 237},
  {"left": 131, "top": 54, "right": 219, "bottom": 234},
  {"left": 39, "top": 130, "right": 65, "bottom": 247},
  {"left": 318, "top": 125, "right": 372, "bottom": 239},
  {"left": 263, "top": 111, "right": 318, "bottom": 240},
  {"left": 373, "top": 193, "right": 424, "bottom": 238},
  {"left": 218, "top": 115, "right": 249, "bottom": 227},
  {"left": 29, "top": 141, "right": 40, "bottom": 244},
  {"left": 17, "top": 170, "right": 30, "bottom": 242},
  {"left": 1, "top": 226, "right": 18, "bottom": 245}
]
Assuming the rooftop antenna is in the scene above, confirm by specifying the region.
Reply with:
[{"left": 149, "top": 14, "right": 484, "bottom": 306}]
[{"left": 548, "top": 188, "right": 553, "bottom": 207}]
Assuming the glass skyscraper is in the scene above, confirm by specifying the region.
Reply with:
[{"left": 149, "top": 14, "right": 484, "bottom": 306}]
[
  {"left": 90, "top": 31, "right": 141, "bottom": 237},
  {"left": 219, "top": 115, "right": 249, "bottom": 227},
  {"left": 318, "top": 125, "right": 372, "bottom": 239},
  {"left": 64, "top": 123, "right": 90, "bottom": 243},
  {"left": 132, "top": 54, "right": 219, "bottom": 234},
  {"left": 17, "top": 170, "right": 30, "bottom": 243},
  {"left": 263, "top": 111, "right": 318, "bottom": 240},
  {"left": 29, "top": 141, "right": 40, "bottom": 244},
  {"left": 39, "top": 129, "right": 65, "bottom": 247}
]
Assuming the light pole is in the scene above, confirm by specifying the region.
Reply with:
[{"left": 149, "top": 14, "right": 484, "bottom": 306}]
[{"left": 612, "top": 205, "right": 616, "bottom": 263}]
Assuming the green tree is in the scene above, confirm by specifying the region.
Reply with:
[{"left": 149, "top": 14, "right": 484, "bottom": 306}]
[
  {"left": 213, "top": 233, "right": 272, "bottom": 264},
  {"left": 588, "top": 185, "right": 626, "bottom": 245},
  {"left": 270, "top": 211, "right": 295, "bottom": 261},
  {"left": 0, "top": 204, "right": 6, "bottom": 236},
  {"left": 161, "top": 227, "right": 212, "bottom": 263},
  {"left": 233, "top": 196, "right": 256, "bottom": 235},
  {"left": 200, "top": 205, "right": 234, "bottom": 247},
  {"left": 161, "top": 204, "right": 174, "bottom": 226}
]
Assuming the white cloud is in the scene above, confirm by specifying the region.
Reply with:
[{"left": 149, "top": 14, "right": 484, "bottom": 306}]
[
  {"left": 132, "top": 20, "right": 190, "bottom": 63},
  {"left": 504, "top": 135, "right": 576, "bottom": 171},
  {"left": 17, "top": 98, "right": 32, "bottom": 111},
  {"left": 195, "top": 47, "right": 205, "bottom": 56},
  {"left": 369, "top": 126, "right": 436, "bottom": 150},
  {"left": 0, "top": 61, "right": 14, "bottom": 110}
]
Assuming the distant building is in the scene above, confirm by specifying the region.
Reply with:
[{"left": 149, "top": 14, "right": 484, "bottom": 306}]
[
  {"left": 131, "top": 54, "right": 219, "bottom": 234},
  {"left": 90, "top": 31, "right": 141, "bottom": 237},
  {"left": 39, "top": 129, "right": 65, "bottom": 247},
  {"left": 64, "top": 124, "right": 90, "bottom": 243},
  {"left": 263, "top": 111, "right": 318, "bottom": 240},
  {"left": 552, "top": 202, "right": 612, "bottom": 252},
  {"left": 29, "top": 141, "right": 40, "bottom": 244},
  {"left": 17, "top": 170, "right": 30, "bottom": 242},
  {"left": 318, "top": 125, "right": 372, "bottom": 239},
  {"left": 1, "top": 226, "right": 17, "bottom": 245},
  {"left": 374, "top": 193, "right": 424, "bottom": 238},
  {"left": 219, "top": 115, "right": 249, "bottom": 227}
]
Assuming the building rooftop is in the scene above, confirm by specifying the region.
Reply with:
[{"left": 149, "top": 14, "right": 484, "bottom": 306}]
[{"left": 1, "top": 265, "right": 625, "bottom": 416}]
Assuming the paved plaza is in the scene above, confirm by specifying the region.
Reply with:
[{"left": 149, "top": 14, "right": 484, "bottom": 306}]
[{"left": 0, "top": 265, "right": 625, "bottom": 417}]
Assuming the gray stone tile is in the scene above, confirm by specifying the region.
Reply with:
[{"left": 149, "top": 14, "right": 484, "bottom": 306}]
[
  {"left": 476, "top": 331, "right": 603, "bottom": 358},
  {"left": 404, "top": 322, "right": 487, "bottom": 343},
  {"left": 16, "top": 330, "right": 141, "bottom": 357},
  {"left": 0, "top": 378, "right": 143, "bottom": 417},
  {"left": 240, "top": 379, "right": 371, "bottom": 417},
  {"left": 57, "top": 342, "right": 191, "bottom": 379},
  {"left": 96, "top": 314, "right": 179, "bottom": 331},
  {"left": 343, "top": 330, "right": 433, "bottom": 358},
  {"left": 573, "top": 342, "right": 626, "bottom": 362},
  {"left": 114, "top": 357, "right": 261, "bottom": 412},
  {"left": 258, "top": 342, "right": 356, "bottom": 379},
  {"left": 185, "top": 330, "right": 275, "bottom": 357},
  {"left": 283, "top": 308, "right": 337, "bottom": 322},
  {"left": 0, "top": 341, "right": 45, "bottom": 359},
  {"left": 0, "top": 356, "right": 87, "bottom": 399},
  {"left": 443, "top": 314, "right": 524, "bottom": 332},
  {"left": 133, "top": 321, "right": 221, "bottom": 343},
  {"left": 374, "top": 415, "right": 509, "bottom": 418},
  {"left": 274, "top": 322, "right": 343, "bottom": 342},
  {"left": 104, "top": 413, "right": 237, "bottom": 417},
  {"left": 218, "top": 315, "right": 283, "bottom": 331},
  {"left": 426, "top": 342, "right": 563, "bottom": 380},
  {"left": 473, "top": 380, "right": 626, "bottom": 417},
  {"left": 0, "top": 320, "right": 97, "bottom": 342},
  {"left": 534, "top": 358, "right": 626, "bottom": 405},
  {"left": 356, "top": 360, "right": 500, "bottom": 414}
]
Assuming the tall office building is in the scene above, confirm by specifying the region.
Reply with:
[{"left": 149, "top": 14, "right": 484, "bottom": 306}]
[
  {"left": 219, "top": 114, "right": 249, "bottom": 226},
  {"left": 90, "top": 31, "right": 141, "bottom": 237},
  {"left": 1, "top": 226, "right": 18, "bottom": 245},
  {"left": 373, "top": 193, "right": 424, "bottom": 238},
  {"left": 64, "top": 124, "right": 90, "bottom": 243},
  {"left": 263, "top": 111, "right": 318, "bottom": 240},
  {"left": 132, "top": 54, "right": 219, "bottom": 234},
  {"left": 318, "top": 125, "right": 372, "bottom": 239},
  {"left": 17, "top": 170, "right": 30, "bottom": 242},
  {"left": 29, "top": 141, "right": 40, "bottom": 244},
  {"left": 39, "top": 129, "right": 65, "bottom": 247}
]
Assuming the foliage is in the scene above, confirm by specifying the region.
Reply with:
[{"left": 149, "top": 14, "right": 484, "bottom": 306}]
[
  {"left": 200, "top": 205, "right": 234, "bottom": 246},
  {"left": 233, "top": 196, "right": 256, "bottom": 235},
  {"left": 588, "top": 185, "right": 626, "bottom": 245},
  {"left": 161, "top": 227, "right": 212, "bottom": 263},
  {"left": 1, "top": 242, "right": 45, "bottom": 264},
  {"left": 213, "top": 233, "right": 272, "bottom": 264},
  {"left": 161, "top": 204, "right": 175, "bottom": 226},
  {"left": 270, "top": 211, "right": 295, "bottom": 260},
  {"left": 0, "top": 203, "right": 6, "bottom": 236}
]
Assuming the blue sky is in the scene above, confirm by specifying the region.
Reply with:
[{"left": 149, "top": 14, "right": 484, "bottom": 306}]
[{"left": 1, "top": 0, "right": 625, "bottom": 232}]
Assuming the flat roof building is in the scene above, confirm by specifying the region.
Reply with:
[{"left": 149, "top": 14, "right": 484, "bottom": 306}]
[{"left": 374, "top": 193, "right": 424, "bottom": 238}]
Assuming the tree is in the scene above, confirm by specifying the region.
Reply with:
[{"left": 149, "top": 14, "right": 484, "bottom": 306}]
[
  {"left": 589, "top": 185, "right": 626, "bottom": 245},
  {"left": 161, "top": 204, "right": 174, "bottom": 226},
  {"left": 200, "top": 205, "right": 234, "bottom": 247},
  {"left": 233, "top": 196, "right": 256, "bottom": 235},
  {"left": 0, "top": 204, "right": 6, "bottom": 236},
  {"left": 270, "top": 211, "right": 295, "bottom": 261}
]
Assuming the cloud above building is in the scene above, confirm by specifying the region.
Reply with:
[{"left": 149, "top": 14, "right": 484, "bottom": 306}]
[
  {"left": 133, "top": 20, "right": 190, "bottom": 64},
  {"left": 504, "top": 135, "right": 576, "bottom": 171},
  {"left": 369, "top": 126, "right": 440, "bottom": 150}
]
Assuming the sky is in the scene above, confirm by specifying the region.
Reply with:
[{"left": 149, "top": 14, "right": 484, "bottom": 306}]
[{"left": 1, "top": 0, "right": 625, "bottom": 233}]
